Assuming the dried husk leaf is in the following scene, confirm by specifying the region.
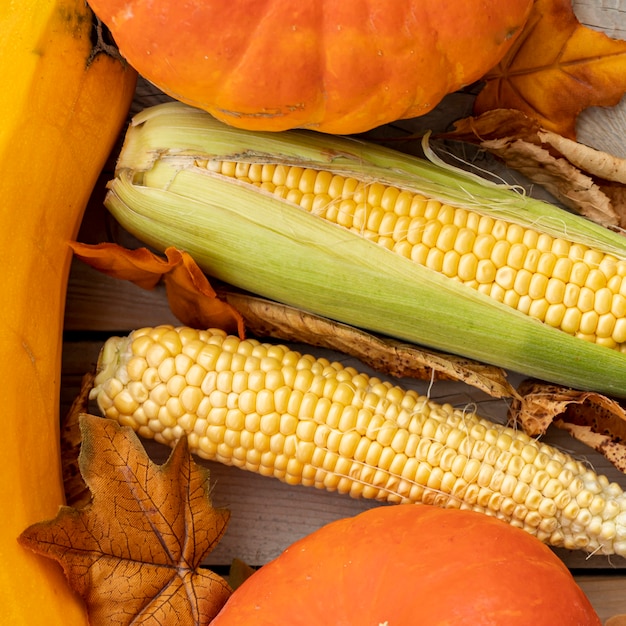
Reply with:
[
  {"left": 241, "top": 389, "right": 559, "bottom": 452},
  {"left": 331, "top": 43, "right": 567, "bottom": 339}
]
[
  {"left": 605, "top": 185, "right": 626, "bottom": 224},
  {"left": 538, "top": 129, "right": 626, "bottom": 184},
  {"left": 480, "top": 137, "right": 619, "bottom": 227},
  {"left": 221, "top": 289, "right": 518, "bottom": 399}
]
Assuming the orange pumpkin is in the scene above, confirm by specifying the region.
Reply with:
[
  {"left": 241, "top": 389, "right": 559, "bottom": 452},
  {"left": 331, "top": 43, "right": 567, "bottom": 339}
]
[
  {"left": 211, "top": 504, "right": 600, "bottom": 625},
  {"left": 86, "top": 0, "right": 533, "bottom": 133}
]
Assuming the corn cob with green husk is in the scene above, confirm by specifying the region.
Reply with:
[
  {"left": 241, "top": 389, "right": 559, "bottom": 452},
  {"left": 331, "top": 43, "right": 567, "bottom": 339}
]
[
  {"left": 103, "top": 101, "right": 626, "bottom": 397},
  {"left": 90, "top": 324, "right": 626, "bottom": 557}
]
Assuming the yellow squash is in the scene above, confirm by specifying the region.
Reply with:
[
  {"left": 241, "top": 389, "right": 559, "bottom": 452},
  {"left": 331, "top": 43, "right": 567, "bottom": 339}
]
[{"left": 0, "top": 1, "right": 136, "bottom": 623}]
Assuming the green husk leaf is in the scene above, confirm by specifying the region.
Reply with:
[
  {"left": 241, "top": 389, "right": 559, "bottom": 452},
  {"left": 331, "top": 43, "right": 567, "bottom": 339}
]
[
  {"left": 105, "top": 102, "right": 626, "bottom": 399},
  {"left": 121, "top": 102, "right": 626, "bottom": 257}
]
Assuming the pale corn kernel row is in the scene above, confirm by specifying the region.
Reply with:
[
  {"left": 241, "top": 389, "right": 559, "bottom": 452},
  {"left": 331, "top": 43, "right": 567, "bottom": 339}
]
[
  {"left": 90, "top": 325, "right": 626, "bottom": 557},
  {"left": 205, "top": 160, "right": 626, "bottom": 351}
]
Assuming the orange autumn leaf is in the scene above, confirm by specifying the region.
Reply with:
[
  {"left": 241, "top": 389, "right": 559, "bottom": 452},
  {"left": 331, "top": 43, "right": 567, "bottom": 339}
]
[
  {"left": 474, "top": 0, "right": 626, "bottom": 139},
  {"left": 19, "top": 414, "right": 232, "bottom": 626},
  {"left": 69, "top": 241, "right": 244, "bottom": 336}
]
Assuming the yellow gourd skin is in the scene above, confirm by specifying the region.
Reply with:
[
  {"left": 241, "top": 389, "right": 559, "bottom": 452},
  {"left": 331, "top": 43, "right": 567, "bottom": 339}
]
[{"left": 0, "top": 1, "right": 136, "bottom": 623}]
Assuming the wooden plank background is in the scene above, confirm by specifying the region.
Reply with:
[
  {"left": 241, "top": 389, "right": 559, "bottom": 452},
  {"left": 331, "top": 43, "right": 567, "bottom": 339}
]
[{"left": 61, "top": 1, "right": 626, "bottom": 621}]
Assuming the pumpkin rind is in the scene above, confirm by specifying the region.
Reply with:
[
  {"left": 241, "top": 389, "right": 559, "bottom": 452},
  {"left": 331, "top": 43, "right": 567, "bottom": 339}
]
[
  {"left": 87, "top": 0, "right": 534, "bottom": 133},
  {"left": 211, "top": 505, "right": 601, "bottom": 625}
]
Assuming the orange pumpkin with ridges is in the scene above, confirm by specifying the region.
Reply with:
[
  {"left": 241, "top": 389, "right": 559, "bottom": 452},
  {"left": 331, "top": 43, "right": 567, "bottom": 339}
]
[
  {"left": 211, "top": 505, "right": 601, "bottom": 625},
  {"left": 87, "top": 0, "right": 533, "bottom": 133}
]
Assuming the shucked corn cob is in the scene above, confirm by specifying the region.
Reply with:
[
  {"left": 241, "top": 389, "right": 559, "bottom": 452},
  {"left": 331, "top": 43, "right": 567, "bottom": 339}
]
[
  {"left": 91, "top": 324, "right": 626, "bottom": 558},
  {"left": 104, "top": 102, "right": 626, "bottom": 397}
]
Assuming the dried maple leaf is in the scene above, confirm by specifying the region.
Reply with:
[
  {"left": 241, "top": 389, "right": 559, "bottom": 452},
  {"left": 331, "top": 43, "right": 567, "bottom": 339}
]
[
  {"left": 71, "top": 241, "right": 517, "bottom": 399},
  {"left": 474, "top": 0, "right": 626, "bottom": 139},
  {"left": 510, "top": 379, "right": 626, "bottom": 472},
  {"left": 19, "top": 414, "right": 232, "bottom": 626}
]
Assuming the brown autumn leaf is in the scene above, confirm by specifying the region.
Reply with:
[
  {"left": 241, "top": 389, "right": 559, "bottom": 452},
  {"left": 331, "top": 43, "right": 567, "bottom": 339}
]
[
  {"left": 71, "top": 241, "right": 517, "bottom": 399},
  {"left": 19, "top": 414, "right": 232, "bottom": 626},
  {"left": 510, "top": 379, "right": 626, "bottom": 472},
  {"left": 474, "top": 0, "right": 626, "bottom": 139},
  {"left": 439, "top": 108, "right": 626, "bottom": 228},
  {"left": 69, "top": 241, "right": 245, "bottom": 337}
]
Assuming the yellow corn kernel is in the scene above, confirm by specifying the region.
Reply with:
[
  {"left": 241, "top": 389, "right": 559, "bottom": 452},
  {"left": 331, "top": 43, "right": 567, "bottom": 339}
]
[{"left": 206, "top": 154, "right": 626, "bottom": 349}]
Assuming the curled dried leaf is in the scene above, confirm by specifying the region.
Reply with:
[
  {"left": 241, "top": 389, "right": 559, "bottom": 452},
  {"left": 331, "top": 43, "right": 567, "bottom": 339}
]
[
  {"left": 510, "top": 379, "right": 626, "bottom": 472},
  {"left": 438, "top": 108, "right": 626, "bottom": 228},
  {"left": 69, "top": 241, "right": 245, "bottom": 336},
  {"left": 480, "top": 136, "right": 619, "bottom": 227},
  {"left": 538, "top": 129, "right": 626, "bottom": 184}
]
